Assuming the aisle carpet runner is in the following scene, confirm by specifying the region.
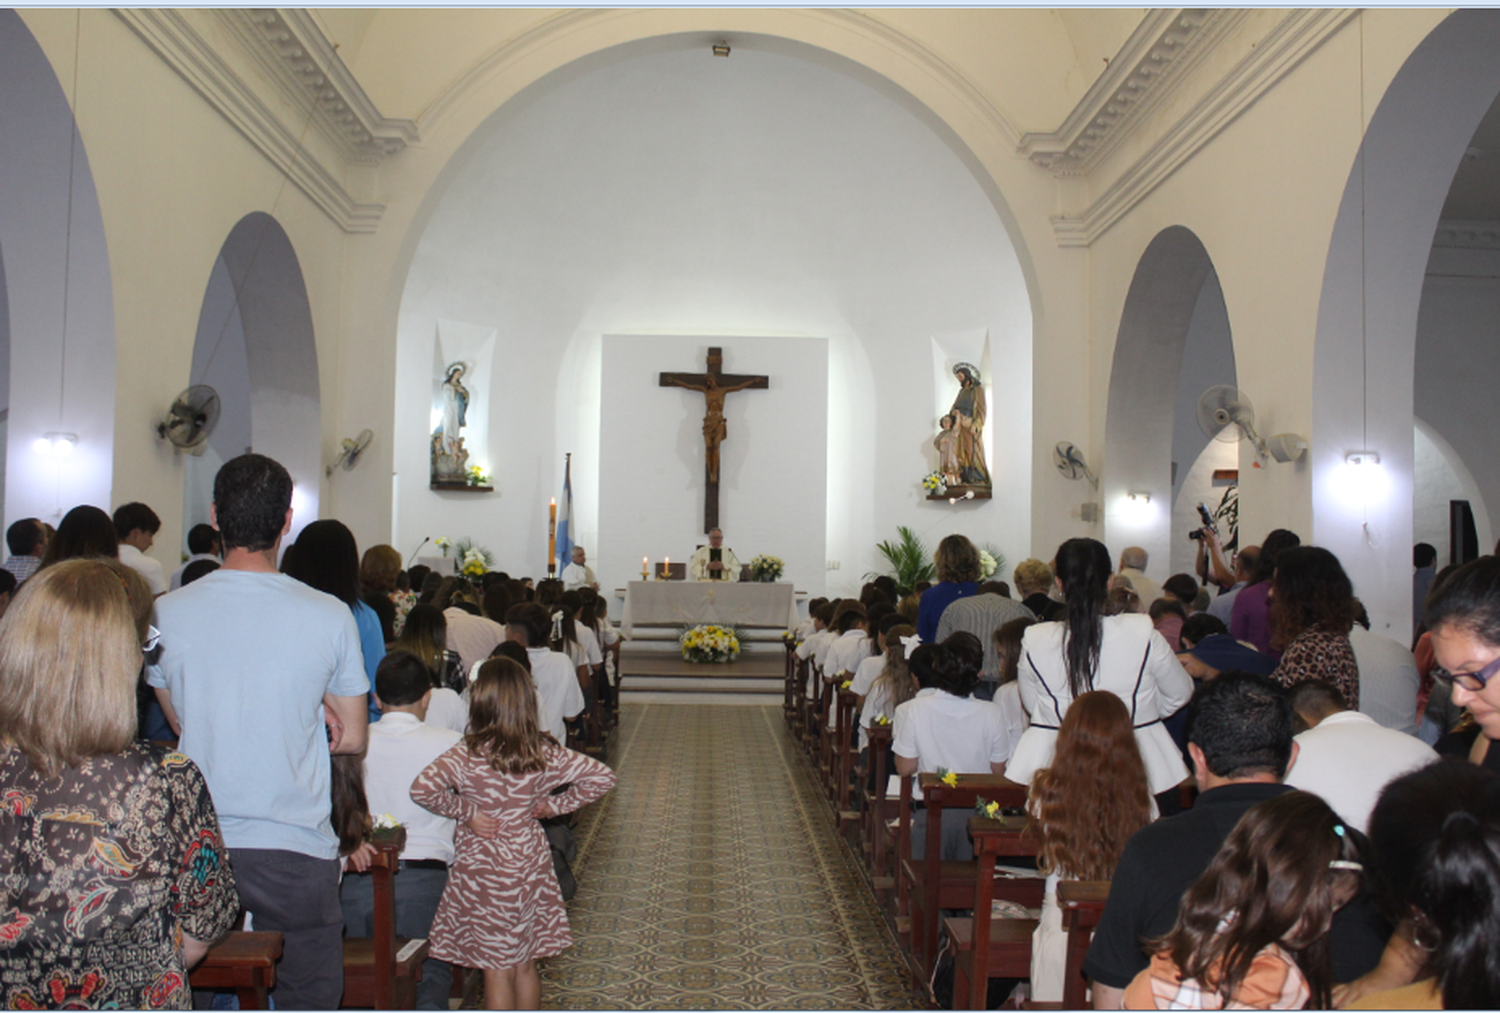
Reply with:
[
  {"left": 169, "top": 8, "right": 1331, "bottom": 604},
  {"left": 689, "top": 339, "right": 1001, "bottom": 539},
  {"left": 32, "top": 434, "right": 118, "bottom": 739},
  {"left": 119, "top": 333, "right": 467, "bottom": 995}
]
[{"left": 540, "top": 704, "right": 913, "bottom": 1009}]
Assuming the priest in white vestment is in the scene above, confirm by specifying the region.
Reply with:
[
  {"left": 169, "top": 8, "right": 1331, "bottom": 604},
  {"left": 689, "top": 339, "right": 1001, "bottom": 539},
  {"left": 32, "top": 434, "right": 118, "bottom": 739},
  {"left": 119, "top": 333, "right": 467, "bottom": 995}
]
[
  {"left": 561, "top": 546, "right": 599, "bottom": 591},
  {"left": 690, "top": 528, "right": 742, "bottom": 582}
]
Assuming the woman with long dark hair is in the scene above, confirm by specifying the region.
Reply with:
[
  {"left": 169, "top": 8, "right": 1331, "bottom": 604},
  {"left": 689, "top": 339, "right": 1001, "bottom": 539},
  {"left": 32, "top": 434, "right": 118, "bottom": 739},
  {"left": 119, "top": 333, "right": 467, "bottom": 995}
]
[
  {"left": 1127, "top": 791, "right": 1363, "bottom": 1009},
  {"left": 1028, "top": 691, "right": 1154, "bottom": 1002},
  {"left": 1007, "top": 538, "right": 1194, "bottom": 797},
  {"left": 1231, "top": 529, "right": 1302, "bottom": 655},
  {"left": 283, "top": 519, "right": 383, "bottom": 718},
  {"left": 1349, "top": 759, "right": 1500, "bottom": 1010},
  {"left": 1269, "top": 546, "right": 1360, "bottom": 709}
]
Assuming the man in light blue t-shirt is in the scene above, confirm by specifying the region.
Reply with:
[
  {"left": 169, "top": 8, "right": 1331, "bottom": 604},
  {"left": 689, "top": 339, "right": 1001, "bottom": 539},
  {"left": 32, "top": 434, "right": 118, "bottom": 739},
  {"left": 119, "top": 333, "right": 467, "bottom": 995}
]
[{"left": 149, "top": 454, "right": 368, "bottom": 1010}]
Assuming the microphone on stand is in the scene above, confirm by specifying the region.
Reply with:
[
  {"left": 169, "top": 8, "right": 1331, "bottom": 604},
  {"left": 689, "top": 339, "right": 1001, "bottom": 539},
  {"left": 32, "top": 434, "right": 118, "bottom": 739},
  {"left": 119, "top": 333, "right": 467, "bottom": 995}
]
[{"left": 406, "top": 536, "right": 431, "bottom": 568}]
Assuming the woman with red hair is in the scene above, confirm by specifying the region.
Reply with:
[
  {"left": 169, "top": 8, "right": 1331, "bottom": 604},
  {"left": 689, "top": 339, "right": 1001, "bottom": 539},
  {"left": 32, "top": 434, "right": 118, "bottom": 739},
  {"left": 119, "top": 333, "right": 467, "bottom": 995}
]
[{"left": 1027, "top": 691, "right": 1156, "bottom": 1002}]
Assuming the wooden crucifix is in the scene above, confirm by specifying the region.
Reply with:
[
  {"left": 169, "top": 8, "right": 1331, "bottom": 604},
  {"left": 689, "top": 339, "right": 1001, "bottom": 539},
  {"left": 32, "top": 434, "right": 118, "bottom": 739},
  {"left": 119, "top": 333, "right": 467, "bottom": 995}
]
[{"left": 660, "top": 347, "right": 769, "bottom": 533}]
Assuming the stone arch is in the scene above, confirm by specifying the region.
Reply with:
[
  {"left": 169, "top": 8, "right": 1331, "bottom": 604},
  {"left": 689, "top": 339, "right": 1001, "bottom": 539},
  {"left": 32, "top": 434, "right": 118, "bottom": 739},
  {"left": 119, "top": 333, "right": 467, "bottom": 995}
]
[
  {"left": 0, "top": 9, "right": 116, "bottom": 526},
  {"left": 1103, "top": 226, "right": 1236, "bottom": 581},
  {"left": 184, "top": 212, "right": 320, "bottom": 544},
  {"left": 1312, "top": 9, "right": 1500, "bottom": 638}
]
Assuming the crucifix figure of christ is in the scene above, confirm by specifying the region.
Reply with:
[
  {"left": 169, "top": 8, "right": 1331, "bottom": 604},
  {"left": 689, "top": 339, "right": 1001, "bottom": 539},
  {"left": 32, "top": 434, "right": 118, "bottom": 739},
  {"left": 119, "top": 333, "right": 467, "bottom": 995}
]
[{"left": 659, "top": 347, "right": 769, "bottom": 533}]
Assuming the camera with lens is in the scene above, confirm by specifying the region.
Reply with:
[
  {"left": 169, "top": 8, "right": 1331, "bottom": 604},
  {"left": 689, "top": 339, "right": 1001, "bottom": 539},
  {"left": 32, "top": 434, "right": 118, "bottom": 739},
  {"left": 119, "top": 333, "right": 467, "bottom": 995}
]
[{"left": 1188, "top": 502, "right": 1217, "bottom": 541}]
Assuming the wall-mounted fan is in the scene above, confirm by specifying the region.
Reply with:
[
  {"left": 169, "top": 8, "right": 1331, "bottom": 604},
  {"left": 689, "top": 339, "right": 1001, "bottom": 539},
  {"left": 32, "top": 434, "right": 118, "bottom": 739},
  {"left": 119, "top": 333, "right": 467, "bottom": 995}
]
[
  {"left": 1197, "top": 385, "right": 1269, "bottom": 459},
  {"left": 1053, "top": 442, "right": 1098, "bottom": 488},
  {"left": 1196, "top": 386, "right": 1308, "bottom": 463},
  {"left": 155, "top": 385, "right": 221, "bottom": 456},
  {"left": 326, "top": 429, "right": 373, "bottom": 477}
]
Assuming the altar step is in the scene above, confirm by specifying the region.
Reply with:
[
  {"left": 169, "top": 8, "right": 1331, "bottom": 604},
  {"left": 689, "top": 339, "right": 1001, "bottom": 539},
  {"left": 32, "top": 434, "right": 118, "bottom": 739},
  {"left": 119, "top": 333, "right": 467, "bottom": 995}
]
[{"left": 617, "top": 643, "right": 784, "bottom": 705}]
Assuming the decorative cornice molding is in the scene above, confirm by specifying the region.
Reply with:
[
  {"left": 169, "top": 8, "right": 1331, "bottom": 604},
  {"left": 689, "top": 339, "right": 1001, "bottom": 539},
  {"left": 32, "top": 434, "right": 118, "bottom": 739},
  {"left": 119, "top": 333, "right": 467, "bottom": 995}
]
[
  {"left": 115, "top": 8, "right": 385, "bottom": 234},
  {"left": 1433, "top": 219, "right": 1500, "bottom": 251},
  {"left": 217, "top": 10, "right": 419, "bottom": 167},
  {"left": 1021, "top": 9, "right": 1248, "bottom": 176},
  {"left": 1050, "top": 8, "right": 1359, "bottom": 248}
]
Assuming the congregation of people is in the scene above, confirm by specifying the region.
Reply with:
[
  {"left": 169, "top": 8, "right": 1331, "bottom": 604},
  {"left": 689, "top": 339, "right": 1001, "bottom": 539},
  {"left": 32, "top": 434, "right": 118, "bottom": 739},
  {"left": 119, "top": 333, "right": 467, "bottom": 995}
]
[
  {"left": 796, "top": 528, "right": 1500, "bottom": 1009},
  {"left": 0, "top": 453, "right": 617, "bottom": 1011}
]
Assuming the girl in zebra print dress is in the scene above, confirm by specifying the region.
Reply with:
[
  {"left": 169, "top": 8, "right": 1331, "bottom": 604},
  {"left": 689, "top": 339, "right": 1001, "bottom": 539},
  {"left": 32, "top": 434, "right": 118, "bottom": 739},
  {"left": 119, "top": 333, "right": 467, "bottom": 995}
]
[{"left": 413, "top": 656, "right": 615, "bottom": 1009}]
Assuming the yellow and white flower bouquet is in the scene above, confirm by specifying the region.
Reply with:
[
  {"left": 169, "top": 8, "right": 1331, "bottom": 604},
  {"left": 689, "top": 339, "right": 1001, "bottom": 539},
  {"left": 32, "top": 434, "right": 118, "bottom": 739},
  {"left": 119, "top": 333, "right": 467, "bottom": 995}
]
[{"left": 679, "top": 623, "right": 741, "bottom": 664}]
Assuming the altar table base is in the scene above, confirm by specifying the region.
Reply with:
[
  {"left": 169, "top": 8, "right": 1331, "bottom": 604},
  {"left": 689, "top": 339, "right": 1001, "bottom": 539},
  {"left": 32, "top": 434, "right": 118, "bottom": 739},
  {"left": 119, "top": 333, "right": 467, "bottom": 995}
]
[{"left": 621, "top": 580, "right": 797, "bottom": 636}]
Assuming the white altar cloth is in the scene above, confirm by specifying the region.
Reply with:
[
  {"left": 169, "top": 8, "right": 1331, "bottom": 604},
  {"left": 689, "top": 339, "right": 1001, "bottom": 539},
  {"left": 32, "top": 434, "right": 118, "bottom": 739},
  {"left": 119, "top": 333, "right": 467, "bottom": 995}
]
[{"left": 621, "top": 581, "right": 797, "bottom": 636}]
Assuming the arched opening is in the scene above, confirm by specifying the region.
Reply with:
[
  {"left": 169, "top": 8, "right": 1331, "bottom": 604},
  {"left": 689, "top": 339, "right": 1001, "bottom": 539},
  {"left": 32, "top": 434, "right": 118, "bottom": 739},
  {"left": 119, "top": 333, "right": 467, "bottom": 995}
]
[
  {"left": 391, "top": 34, "right": 1035, "bottom": 593},
  {"left": 1312, "top": 9, "right": 1500, "bottom": 639},
  {"left": 0, "top": 10, "right": 116, "bottom": 526},
  {"left": 1104, "top": 227, "right": 1238, "bottom": 585},
  {"left": 184, "top": 212, "right": 320, "bottom": 550}
]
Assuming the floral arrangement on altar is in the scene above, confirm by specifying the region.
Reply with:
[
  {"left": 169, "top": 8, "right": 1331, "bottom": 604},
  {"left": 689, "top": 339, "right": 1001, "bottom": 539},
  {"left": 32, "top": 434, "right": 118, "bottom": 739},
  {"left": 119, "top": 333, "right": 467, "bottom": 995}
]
[
  {"left": 921, "top": 472, "right": 947, "bottom": 496},
  {"left": 978, "top": 545, "right": 1007, "bottom": 581},
  {"left": 749, "top": 554, "right": 785, "bottom": 582},
  {"left": 680, "top": 624, "right": 740, "bottom": 664},
  {"left": 435, "top": 536, "right": 452, "bottom": 557},
  {"left": 446, "top": 537, "right": 494, "bottom": 581}
]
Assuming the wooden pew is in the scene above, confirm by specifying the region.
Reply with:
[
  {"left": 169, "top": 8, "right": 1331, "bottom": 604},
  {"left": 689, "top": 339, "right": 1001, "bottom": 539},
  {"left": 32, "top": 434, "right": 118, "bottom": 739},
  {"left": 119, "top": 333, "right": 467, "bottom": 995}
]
[
  {"left": 833, "top": 686, "right": 860, "bottom": 835},
  {"left": 189, "top": 931, "right": 284, "bottom": 1009},
  {"left": 862, "top": 723, "right": 898, "bottom": 898},
  {"left": 899, "top": 773, "right": 1034, "bottom": 987},
  {"left": 792, "top": 642, "right": 804, "bottom": 729},
  {"left": 1054, "top": 880, "right": 1110, "bottom": 1009},
  {"left": 342, "top": 837, "right": 431, "bottom": 1009},
  {"left": 947, "top": 814, "right": 1042, "bottom": 1009}
]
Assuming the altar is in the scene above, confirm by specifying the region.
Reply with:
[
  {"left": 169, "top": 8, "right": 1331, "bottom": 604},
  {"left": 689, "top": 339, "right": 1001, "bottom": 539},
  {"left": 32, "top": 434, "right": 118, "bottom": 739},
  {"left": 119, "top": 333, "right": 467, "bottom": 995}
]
[{"left": 621, "top": 580, "right": 798, "bottom": 636}]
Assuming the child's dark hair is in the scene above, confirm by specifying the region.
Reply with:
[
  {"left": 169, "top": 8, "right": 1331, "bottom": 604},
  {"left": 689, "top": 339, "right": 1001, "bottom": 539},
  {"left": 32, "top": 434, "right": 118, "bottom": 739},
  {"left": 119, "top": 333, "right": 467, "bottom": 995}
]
[
  {"left": 908, "top": 643, "right": 942, "bottom": 689},
  {"left": 833, "top": 601, "right": 868, "bottom": 634},
  {"left": 465, "top": 657, "right": 554, "bottom": 773},
  {"left": 376, "top": 650, "right": 432, "bottom": 707},
  {"left": 330, "top": 752, "right": 371, "bottom": 858},
  {"left": 506, "top": 602, "right": 551, "bottom": 648},
  {"left": 995, "top": 616, "right": 1036, "bottom": 686},
  {"left": 1149, "top": 597, "right": 1188, "bottom": 623},
  {"left": 490, "top": 639, "right": 532, "bottom": 671},
  {"left": 1151, "top": 791, "right": 1364, "bottom": 1010},
  {"left": 937, "top": 632, "right": 982, "bottom": 697}
]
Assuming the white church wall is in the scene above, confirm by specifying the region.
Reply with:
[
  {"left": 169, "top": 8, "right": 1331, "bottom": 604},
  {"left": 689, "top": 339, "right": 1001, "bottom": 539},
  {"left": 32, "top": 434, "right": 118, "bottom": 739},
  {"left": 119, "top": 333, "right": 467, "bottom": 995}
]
[
  {"left": 389, "top": 40, "right": 1035, "bottom": 595},
  {"left": 597, "top": 335, "right": 828, "bottom": 592},
  {"left": 0, "top": 11, "right": 116, "bottom": 532},
  {"left": 1414, "top": 247, "right": 1500, "bottom": 562},
  {"left": 10, "top": 10, "right": 358, "bottom": 566},
  {"left": 1413, "top": 419, "right": 1488, "bottom": 568}
]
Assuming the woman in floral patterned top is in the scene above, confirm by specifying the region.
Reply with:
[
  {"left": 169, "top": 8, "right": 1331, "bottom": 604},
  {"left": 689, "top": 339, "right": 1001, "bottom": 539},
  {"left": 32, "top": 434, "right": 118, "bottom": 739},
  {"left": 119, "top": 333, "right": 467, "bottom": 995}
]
[
  {"left": 1269, "top": 546, "right": 1361, "bottom": 710},
  {"left": 0, "top": 560, "right": 238, "bottom": 1009}
]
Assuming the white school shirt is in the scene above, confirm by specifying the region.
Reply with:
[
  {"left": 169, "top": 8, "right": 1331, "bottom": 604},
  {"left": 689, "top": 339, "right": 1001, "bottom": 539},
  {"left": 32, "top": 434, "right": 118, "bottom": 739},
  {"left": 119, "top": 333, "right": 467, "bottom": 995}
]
[
  {"left": 576, "top": 624, "right": 604, "bottom": 667},
  {"left": 850, "top": 654, "right": 885, "bottom": 699},
  {"left": 364, "top": 712, "right": 461, "bottom": 864},
  {"left": 424, "top": 687, "right": 468, "bottom": 735},
  {"left": 892, "top": 688, "right": 1017, "bottom": 799},
  {"left": 528, "top": 646, "right": 585, "bottom": 744},
  {"left": 825, "top": 630, "right": 870, "bottom": 677}
]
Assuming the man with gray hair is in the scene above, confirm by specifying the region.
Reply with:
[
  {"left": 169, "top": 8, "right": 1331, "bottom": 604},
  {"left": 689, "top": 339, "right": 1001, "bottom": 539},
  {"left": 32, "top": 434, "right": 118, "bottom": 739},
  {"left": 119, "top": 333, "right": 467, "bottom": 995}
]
[{"left": 1117, "top": 546, "right": 1162, "bottom": 607}]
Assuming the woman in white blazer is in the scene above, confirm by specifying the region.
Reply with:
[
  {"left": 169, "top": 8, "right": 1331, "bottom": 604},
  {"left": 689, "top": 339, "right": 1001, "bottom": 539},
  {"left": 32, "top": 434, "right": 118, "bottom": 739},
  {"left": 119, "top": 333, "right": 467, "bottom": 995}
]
[{"left": 1006, "top": 537, "right": 1194, "bottom": 796}]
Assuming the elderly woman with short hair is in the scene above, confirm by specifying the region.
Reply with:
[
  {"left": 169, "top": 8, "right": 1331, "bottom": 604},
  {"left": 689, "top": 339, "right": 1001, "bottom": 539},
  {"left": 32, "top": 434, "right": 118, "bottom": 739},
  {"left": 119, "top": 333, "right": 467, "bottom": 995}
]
[{"left": 0, "top": 559, "right": 238, "bottom": 1009}]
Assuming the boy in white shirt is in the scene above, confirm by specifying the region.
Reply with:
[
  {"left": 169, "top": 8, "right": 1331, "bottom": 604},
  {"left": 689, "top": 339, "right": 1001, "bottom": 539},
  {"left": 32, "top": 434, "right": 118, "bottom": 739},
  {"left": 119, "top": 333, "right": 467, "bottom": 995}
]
[
  {"left": 504, "top": 602, "right": 585, "bottom": 745},
  {"left": 344, "top": 651, "right": 463, "bottom": 1009}
]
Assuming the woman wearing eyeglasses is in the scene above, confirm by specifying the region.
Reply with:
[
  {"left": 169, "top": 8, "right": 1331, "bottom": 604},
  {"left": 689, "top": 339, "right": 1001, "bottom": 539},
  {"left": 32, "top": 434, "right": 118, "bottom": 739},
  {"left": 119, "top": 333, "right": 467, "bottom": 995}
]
[
  {"left": 1426, "top": 555, "right": 1500, "bottom": 770},
  {"left": 1336, "top": 554, "right": 1500, "bottom": 1006}
]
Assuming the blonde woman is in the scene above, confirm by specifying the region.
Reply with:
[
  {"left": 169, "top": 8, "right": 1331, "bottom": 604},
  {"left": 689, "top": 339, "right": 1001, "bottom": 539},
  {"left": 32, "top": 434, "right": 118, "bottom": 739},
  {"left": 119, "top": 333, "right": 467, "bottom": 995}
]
[{"left": 0, "top": 560, "right": 238, "bottom": 1008}]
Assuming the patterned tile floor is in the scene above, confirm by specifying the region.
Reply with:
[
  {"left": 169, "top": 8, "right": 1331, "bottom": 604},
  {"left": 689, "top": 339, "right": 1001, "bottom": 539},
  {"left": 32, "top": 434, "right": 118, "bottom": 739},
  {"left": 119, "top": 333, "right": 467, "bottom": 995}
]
[{"left": 540, "top": 704, "right": 915, "bottom": 1010}]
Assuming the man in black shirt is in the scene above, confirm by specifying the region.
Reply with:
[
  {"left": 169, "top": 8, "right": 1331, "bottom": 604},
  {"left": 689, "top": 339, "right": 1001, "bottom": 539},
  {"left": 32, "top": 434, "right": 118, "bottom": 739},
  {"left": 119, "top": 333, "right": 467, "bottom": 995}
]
[{"left": 1084, "top": 671, "right": 1389, "bottom": 1007}]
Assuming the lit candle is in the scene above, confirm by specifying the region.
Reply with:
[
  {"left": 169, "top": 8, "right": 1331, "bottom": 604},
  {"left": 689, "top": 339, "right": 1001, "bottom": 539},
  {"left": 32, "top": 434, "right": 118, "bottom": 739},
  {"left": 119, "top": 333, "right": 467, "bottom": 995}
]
[
  {"left": 664, "top": 556, "right": 669, "bottom": 581},
  {"left": 642, "top": 556, "right": 649, "bottom": 579},
  {"left": 547, "top": 498, "right": 557, "bottom": 574}
]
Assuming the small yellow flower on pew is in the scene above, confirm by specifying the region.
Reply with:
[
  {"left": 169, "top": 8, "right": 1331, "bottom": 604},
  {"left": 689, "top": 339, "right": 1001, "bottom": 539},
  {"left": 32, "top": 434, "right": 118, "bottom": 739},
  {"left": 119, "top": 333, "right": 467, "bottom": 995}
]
[
  {"left": 875, "top": 715, "right": 891, "bottom": 726},
  {"left": 840, "top": 680, "right": 852, "bottom": 690},
  {"left": 940, "top": 770, "right": 958, "bottom": 788}
]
